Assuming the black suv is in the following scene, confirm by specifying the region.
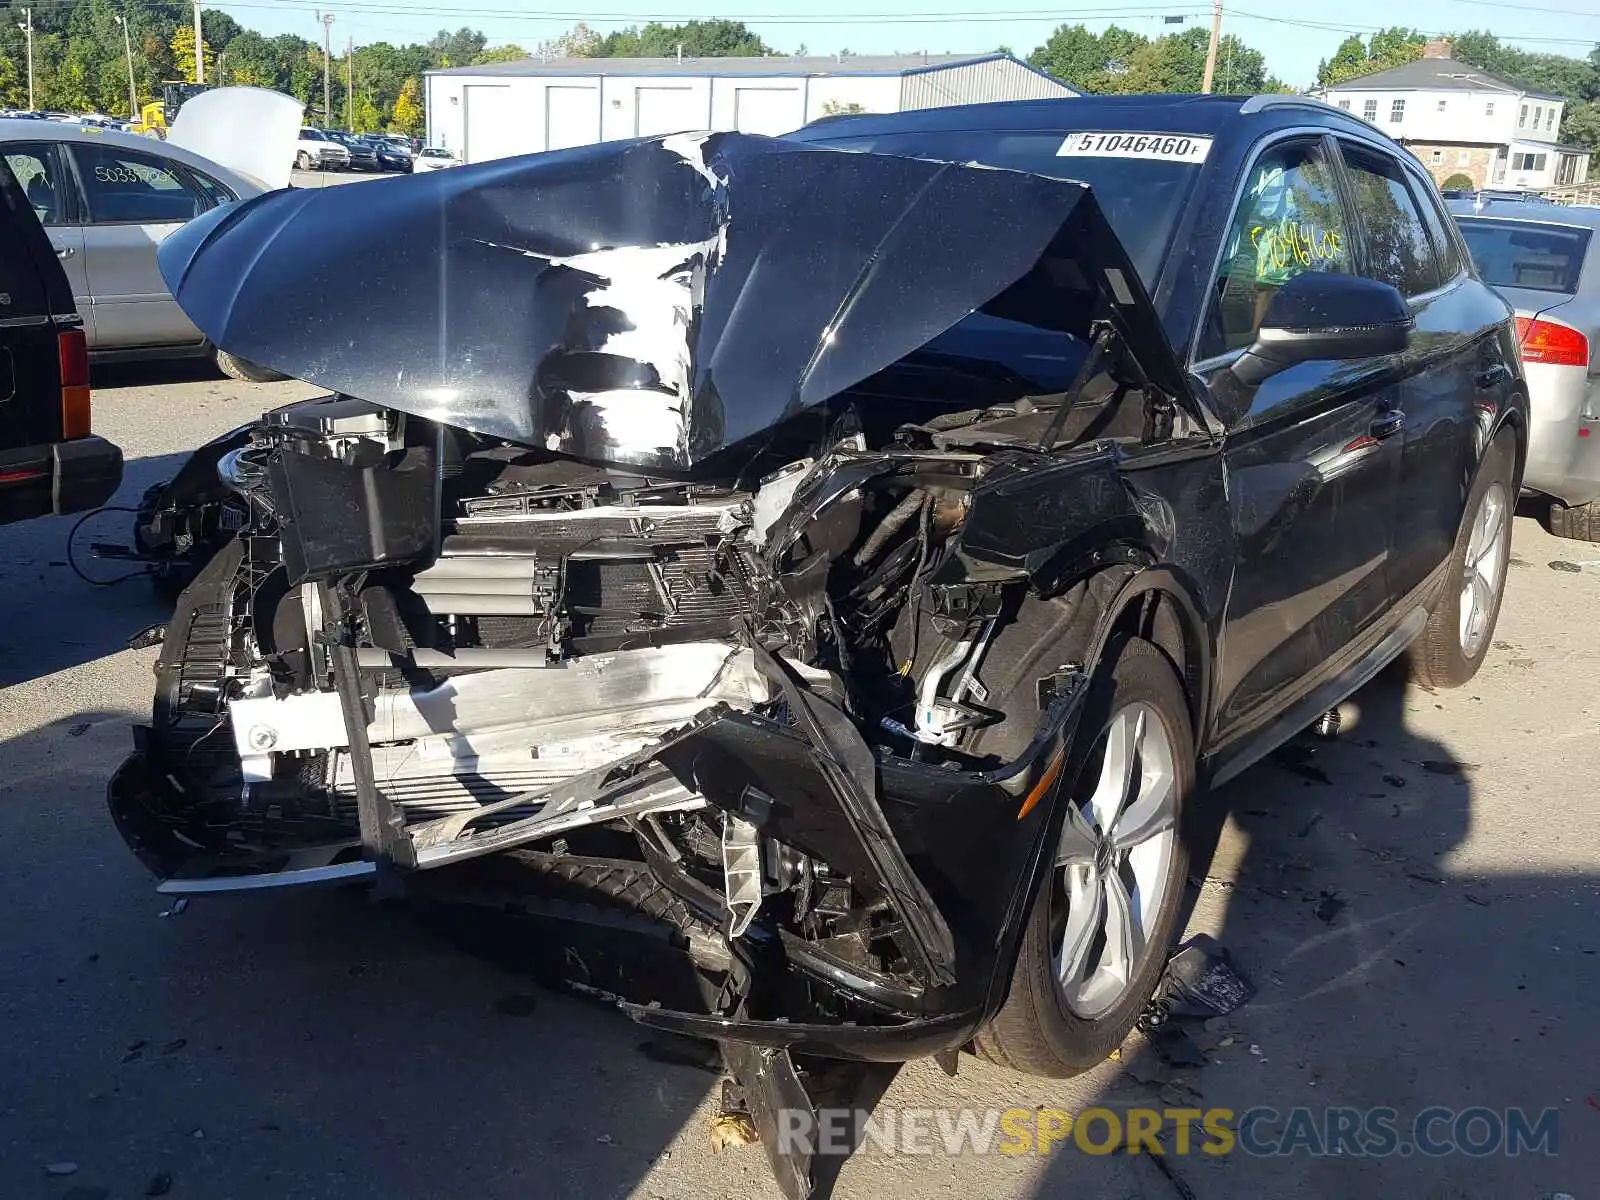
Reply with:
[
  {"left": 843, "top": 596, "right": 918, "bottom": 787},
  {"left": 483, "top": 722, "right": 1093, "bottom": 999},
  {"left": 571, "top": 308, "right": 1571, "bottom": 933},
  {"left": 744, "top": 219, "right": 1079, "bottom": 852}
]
[
  {"left": 112, "top": 95, "right": 1521, "bottom": 1198},
  {"left": 0, "top": 154, "right": 121, "bottom": 524}
]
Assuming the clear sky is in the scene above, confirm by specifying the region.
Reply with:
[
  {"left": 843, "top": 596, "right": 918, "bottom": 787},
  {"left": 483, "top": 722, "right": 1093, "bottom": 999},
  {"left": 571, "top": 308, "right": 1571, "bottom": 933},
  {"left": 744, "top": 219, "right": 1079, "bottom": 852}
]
[{"left": 216, "top": 0, "right": 1600, "bottom": 91}]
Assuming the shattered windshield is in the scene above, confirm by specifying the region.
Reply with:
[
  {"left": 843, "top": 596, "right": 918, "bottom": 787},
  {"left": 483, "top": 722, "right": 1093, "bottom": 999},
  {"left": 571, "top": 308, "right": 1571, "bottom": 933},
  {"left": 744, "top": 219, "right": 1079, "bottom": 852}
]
[{"left": 805, "top": 129, "right": 1202, "bottom": 290}]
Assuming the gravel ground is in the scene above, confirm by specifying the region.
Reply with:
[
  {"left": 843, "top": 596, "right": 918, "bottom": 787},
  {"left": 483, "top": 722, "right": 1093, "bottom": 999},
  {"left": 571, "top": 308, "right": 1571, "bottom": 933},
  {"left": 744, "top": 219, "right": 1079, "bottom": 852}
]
[{"left": 2, "top": 366, "right": 1596, "bottom": 1199}]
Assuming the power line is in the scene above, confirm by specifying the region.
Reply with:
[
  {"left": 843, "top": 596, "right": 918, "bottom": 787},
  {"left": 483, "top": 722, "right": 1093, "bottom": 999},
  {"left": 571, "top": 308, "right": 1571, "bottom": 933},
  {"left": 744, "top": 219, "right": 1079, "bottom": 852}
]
[
  {"left": 1230, "top": 10, "right": 1600, "bottom": 48},
  {"left": 1450, "top": 0, "right": 1600, "bottom": 17}
]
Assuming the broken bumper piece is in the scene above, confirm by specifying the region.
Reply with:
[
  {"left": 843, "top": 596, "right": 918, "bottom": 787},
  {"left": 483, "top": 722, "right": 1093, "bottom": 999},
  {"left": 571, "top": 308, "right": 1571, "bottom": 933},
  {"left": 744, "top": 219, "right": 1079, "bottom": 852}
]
[{"left": 110, "top": 670, "right": 1086, "bottom": 1051}]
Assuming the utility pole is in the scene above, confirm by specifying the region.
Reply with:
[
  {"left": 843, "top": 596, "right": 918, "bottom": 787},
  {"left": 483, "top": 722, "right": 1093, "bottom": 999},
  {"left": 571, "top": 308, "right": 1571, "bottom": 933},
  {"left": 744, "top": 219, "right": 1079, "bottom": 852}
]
[
  {"left": 192, "top": 0, "right": 204, "bottom": 83},
  {"left": 345, "top": 37, "right": 353, "bottom": 130},
  {"left": 1200, "top": 0, "right": 1223, "bottom": 94},
  {"left": 113, "top": 14, "right": 137, "bottom": 118},
  {"left": 16, "top": 8, "right": 33, "bottom": 111},
  {"left": 316, "top": 11, "right": 334, "bottom": 126}
]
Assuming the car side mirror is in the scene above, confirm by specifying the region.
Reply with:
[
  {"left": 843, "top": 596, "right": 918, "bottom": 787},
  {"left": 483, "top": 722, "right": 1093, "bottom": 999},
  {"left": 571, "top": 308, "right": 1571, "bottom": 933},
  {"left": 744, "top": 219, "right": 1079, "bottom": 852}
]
[{"left": 1232, "top": 273, "right": 1413, "bottom": 387}]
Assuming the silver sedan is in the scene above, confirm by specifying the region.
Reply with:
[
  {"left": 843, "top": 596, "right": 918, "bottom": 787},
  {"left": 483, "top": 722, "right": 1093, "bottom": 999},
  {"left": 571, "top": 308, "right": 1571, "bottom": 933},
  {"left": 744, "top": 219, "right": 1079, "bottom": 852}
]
[
  {"left": 1451, "top": 197, "right": 1600, "bottom": 539},
  {"left": 0, "top": 120, "right": 275, "bottom": 379}
]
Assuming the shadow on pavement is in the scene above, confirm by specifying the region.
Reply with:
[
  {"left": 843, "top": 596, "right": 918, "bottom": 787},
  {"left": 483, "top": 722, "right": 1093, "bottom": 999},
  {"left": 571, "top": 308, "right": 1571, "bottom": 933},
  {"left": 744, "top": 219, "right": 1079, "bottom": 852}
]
[
  {"left": 0, "top": 451, "right": 191, "bottom": 687},
  {"left": 1024, "top": 662, "right": 1592, "bottom": 1197},
  {"left": 0, "top": 709, "right": 712, "bottom": 1200},
  {"left": 92, "top": 357, "right": 226, "bottom": 389}
]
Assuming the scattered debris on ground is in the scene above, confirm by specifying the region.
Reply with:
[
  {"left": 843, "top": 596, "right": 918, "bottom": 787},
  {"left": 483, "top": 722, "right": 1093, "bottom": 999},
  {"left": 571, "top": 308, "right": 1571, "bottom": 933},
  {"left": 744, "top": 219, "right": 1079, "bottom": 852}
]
[
  {"left": 1314, "top": 891, "right": 1346, "bottom": 924},
  {"left": 710, "top": 1112, "right": 759, "bottom": 1152},
  {"left": 1269, "top": 743, "right": 1331, "bottom": 784}
]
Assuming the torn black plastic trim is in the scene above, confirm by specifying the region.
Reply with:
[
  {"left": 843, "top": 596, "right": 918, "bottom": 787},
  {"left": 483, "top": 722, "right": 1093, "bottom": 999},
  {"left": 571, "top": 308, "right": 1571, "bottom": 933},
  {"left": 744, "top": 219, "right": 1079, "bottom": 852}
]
[{"left": 749, "top": 640, "right": 958, "bottom": 988}]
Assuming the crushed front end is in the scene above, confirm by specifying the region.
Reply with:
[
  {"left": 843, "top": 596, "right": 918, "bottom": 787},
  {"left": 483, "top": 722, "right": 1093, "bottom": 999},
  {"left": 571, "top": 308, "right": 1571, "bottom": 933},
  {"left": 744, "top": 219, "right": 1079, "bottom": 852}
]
[
  {"left": 111, "top": 134, "right": 1219, "bottom": 1191},
  {"left": 111, "top": 392, "right": 1101, "bottom": 1051}
]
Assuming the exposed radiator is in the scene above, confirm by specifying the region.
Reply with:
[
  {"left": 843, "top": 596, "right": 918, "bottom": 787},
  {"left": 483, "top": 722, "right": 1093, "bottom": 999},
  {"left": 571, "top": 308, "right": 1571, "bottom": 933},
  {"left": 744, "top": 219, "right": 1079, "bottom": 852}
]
[{"left": 409, "top": 506, "right": 756, "bottom": 640}]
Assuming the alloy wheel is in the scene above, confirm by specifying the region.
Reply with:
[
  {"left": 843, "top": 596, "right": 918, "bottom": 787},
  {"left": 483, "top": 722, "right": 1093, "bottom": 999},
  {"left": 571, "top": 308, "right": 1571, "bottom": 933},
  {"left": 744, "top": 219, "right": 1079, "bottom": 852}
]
[
  {"left": 1459, "top": 480, "right": 1509, "bottom": 658},
  {"left": 1051, "top": 700, "right": 1179, "bottom": 1019}
]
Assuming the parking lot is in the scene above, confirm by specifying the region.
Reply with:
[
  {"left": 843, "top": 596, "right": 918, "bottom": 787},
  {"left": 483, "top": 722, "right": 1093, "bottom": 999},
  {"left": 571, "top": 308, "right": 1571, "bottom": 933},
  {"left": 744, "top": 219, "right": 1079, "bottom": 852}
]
[{"left": 2, "top": 362, "right": 1598, "bottom": 1200}]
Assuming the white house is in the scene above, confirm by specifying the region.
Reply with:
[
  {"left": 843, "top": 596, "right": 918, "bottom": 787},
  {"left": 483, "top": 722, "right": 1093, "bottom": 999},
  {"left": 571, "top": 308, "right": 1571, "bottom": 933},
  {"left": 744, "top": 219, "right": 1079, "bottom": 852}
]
[
  {"left": 424, "top": 52, "right": 1075, "bottom": 164},
  {"left": 1312, "top": 40, "right": 1590, "bottom": 192}
]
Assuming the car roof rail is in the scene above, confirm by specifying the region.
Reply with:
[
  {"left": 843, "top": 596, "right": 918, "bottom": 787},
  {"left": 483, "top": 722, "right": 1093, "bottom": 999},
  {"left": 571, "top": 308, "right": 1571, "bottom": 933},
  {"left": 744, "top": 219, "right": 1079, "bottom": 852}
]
[{"left": 1238, "top": 94, "right": 1336, "bottom": 117}]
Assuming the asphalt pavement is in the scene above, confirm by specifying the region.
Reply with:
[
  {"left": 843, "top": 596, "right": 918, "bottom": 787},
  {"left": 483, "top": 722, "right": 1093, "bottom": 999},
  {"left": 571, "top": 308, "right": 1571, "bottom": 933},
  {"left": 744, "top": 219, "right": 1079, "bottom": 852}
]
[{"left": 1, "top": 364, "right": 1596, "bottom": 1199}]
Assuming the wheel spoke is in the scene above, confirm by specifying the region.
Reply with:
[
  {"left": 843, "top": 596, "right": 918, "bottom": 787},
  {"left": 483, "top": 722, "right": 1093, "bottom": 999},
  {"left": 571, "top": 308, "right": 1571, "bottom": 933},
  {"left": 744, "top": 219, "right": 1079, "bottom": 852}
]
[
  {"left": 1112, "top": 766, "right": 1176, "bottom": 850},
  {"left": 1055, "top": 865, "right": 1104, "bottom": 989},
  {"left": 1470, "top": 570, "right": 1493, "bottom": 635},
  {"left": 1089, "top": 706, "right": 1144, "bottom": 835},
  {"left": 1100, "top": 870, "right": 1141, "bottom": 986},
  {"left": 1475, "top": 495, "right": 1506, "bottom": 566},
  {"left": 1057, "top": 802, "right": 1100, "bottom": 868}
]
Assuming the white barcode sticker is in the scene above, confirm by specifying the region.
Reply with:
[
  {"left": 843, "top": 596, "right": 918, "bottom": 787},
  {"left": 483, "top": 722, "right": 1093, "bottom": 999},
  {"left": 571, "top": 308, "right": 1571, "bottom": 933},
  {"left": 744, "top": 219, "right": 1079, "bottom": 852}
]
[{"left": 1057, "top": 131, "right": 1214, "bottom": 164}]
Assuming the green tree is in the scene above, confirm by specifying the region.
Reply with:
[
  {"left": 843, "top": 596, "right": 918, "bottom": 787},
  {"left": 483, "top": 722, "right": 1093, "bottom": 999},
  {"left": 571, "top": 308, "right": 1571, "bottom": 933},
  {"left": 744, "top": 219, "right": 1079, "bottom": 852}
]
[
  {"left": 170, "top": 24, "right": 215, "bottom": 84},
  {"left": 1562, "top": 101, "right": 1600, "bottom": 157},
  {"left": 536, "top": 22, "right": 601, "bottom": 59},
  {"left": 200, "top": 9, "right": 243, "bottom": 52},
  {"left": 350, "top": 90, "right": 381, "bottom": 132},
  {"left": 1316, "top": 36, "right": 1369, "bottom": 87},
  {"left": 472, "top": 44, "right": 526, "bottom": 65},
  {"left": 596, "top": 20, "right": 771, "bottom": 58},
  {"left": 1440, "top": 172, "right": 1475, "bottom": 190},
  {"left": 1033, "top": 23, "right": 1270, "bottom": 95},
  {"left": 1453, "top": 33, "right": 1599, "bottom": 103},
  {"left": 1316, "top": 27, "right": 1423, "bottom": 87},
  {"left": 392, "top": 76, "right": 424, "bottom": 135},
  {"left": 428, "top": 26, "right": 486, "bottom": 68},
  {"left": 221, "top": 30, "right": 279, "bottom": 88},
  {"left": 1029, "top": 24, "right": 1118, "bottom": 90}
]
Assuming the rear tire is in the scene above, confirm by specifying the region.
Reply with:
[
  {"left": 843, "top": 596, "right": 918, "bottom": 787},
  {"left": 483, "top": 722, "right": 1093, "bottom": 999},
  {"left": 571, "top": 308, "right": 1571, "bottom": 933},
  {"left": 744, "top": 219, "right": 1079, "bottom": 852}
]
[
  {"left": 1547, "top": 500, "right": 1600, "bottom": 542},
  {"left": 296, "top": 151, "right": 312, "bottom": 170},
  {"left": 1410, "top": 430, "right": 1516, "bottom": 689},
  {"left": 214, "top": 349, "right": 286, "bottom": 383},
  {"left": 974, "top": 637, "right": 1193, "bottom": 1078}
]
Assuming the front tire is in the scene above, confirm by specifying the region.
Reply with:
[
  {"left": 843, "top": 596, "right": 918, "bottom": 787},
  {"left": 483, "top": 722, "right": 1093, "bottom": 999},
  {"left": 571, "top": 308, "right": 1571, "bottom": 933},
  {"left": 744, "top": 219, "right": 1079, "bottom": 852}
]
[
  {"left": 975, "top": 637, "right": 1193, "bottom": 1077},
  {"left": 214, "top": 349, "right": 287, "bottom": 383},
  {"left": 1410, "top": 430, "right": 1516, "bottom": 689},
  {"left": 296, "top": 151, "right": 312, "bottom": 170}
]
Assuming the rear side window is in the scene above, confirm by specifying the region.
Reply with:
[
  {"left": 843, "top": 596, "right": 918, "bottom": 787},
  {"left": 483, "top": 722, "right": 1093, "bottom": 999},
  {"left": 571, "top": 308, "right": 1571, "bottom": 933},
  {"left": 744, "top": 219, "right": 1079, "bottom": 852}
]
[
  {"left": 1203, "top": 138, "right": 1353, "bottom": 358},
  {"left": 1340, "top": 145, "right": 1443, "bottom": 297},
  {"left": 70, "top": 145, "right": 207, "bottom": 224},
  {"left": 4, "top": 144, "right": 68, "bottom": 225},
  {"left": 1455, "top": 218, "right": 1591, "bottom": 294},
  {"left": 1412, "top": 182, "right": 1465, "bottom": 281},
  {"left": 187, "top": 167, "right": 235, "bottom": 207},
  {"left": 0, "top": 157, "right": 50, "bottom": 317}
]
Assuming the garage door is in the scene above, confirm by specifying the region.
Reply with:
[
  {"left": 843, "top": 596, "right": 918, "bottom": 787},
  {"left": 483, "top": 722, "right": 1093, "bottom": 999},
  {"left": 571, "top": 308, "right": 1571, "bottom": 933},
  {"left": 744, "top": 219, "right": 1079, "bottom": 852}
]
[
  {"left": 733, "top": 88, "right": 802, "bottom": 136},
  {"left": 634, "top": 87, "right": 703, "bottom": 137},
  {"left": 463, "top": 84, "right": 519, "bottom": 164},
  {"left": 546, "top": 85, "right": 598, "bottom": 150}
]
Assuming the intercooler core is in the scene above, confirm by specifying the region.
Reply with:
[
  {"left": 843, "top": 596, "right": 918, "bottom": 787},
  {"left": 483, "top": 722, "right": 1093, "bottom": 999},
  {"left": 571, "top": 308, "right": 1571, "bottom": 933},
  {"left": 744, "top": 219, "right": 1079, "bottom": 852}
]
[{"left": 407, "top": 504, "right": 755, "bottom": 651}]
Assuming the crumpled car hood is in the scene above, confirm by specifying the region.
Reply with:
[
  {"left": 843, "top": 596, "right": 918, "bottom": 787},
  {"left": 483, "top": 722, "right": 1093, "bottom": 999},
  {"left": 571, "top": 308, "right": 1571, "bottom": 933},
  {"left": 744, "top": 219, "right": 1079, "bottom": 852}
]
[{"left": 159, "top": 131, "right": 1201, "bottom": 470}]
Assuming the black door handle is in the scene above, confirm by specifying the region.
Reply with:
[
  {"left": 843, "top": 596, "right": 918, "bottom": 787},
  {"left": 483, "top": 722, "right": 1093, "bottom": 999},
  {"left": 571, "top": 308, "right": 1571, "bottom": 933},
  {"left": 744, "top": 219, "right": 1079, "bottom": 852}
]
[
  {"left": 1370, "top": 410, "right": 1405, "bottom": 440},
  {"left": 1476, "top": 364, "right": 1511, "bottom": 389}
]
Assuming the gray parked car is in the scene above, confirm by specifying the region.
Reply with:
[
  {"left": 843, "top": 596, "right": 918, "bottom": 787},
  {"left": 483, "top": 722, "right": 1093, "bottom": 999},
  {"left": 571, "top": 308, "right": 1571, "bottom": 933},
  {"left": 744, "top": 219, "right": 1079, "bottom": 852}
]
[
  {"left": 1450, "top": 198, "right": 1599, "bottom": 539},
  {"left": 0, "top": 120, "right": 278, "bottom": 380}
]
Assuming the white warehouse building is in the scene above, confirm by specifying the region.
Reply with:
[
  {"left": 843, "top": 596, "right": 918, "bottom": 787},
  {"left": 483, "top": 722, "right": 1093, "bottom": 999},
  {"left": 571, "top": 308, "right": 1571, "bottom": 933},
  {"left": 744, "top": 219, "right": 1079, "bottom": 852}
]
[{"left": 425, "top": 52, "right": 1076, "bottom": 164}]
